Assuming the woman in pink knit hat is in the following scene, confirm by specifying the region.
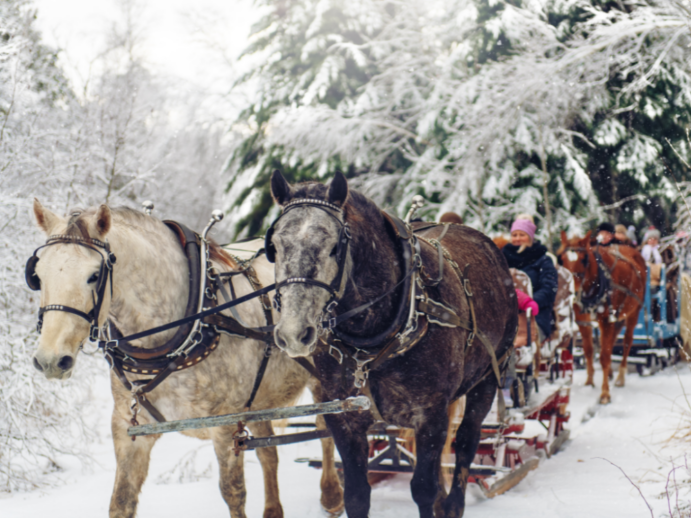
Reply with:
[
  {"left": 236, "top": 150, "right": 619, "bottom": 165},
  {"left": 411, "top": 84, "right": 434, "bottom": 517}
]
[{"left": 502, "top": 215, "right": 558, "bottom": 342}]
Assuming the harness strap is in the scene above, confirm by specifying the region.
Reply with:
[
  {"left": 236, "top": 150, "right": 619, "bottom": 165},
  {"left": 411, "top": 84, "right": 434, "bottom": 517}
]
[
  {"left": 417, "top": 224, "right": 450, "bottom": 288},
  {"left": 418, "top": 256, "right": 506, "bottom": 421},
  {"left": 292, "top": 357, "right": 320, "bottom": 379},
  {"left": 100, "top": 282, "right": 277, "bottom": 346},
  {"left": 360, "top": 379, "right": 385, "bottom": 422},
  {"left": 138, "top": 395, "right": 168, "bottom": 424},
  {"left": 204, "top": 313, "right": 272, "bottom": 341},
  {"left": 243, "top": 342, "right": 273, "bottom": 411}
]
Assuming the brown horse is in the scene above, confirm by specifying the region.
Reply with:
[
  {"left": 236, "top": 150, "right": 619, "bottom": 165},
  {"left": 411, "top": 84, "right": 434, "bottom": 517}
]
[
  {"left": 557, "top": 231, "right": 646, "bottom": 404},
  {"left": 267, "top": 171, "right": 517, "bottom": 518}
]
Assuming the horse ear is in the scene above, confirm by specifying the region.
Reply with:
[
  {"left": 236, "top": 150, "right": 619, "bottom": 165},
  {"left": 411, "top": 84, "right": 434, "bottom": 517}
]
[
  {"left": 328, "top": 171, "right": 349, "bottom": 207},
  {"left": 33, "top": 198, "right": 63, "bottom": 235},
  {"left": 583, "top": 230, "right": 592, "bottom": 245},
  {"left": 90, "top": 204, "right": 112, "bottom": 237},
  {"left": 560, "top": 230, "right": 567, "bottom": 244},
  {"left": 270, "top": 170, "right": 293, "bottom": 206}
]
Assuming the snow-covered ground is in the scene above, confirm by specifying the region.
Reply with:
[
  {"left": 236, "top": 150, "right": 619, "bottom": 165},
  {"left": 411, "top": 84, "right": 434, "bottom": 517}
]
[{"left": 2, "top": 364, "right": 690, "bottom": 518}]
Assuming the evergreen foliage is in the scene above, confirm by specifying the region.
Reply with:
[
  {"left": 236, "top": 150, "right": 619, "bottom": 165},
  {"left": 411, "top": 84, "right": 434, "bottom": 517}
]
[{"left": 226, "top": 0, "right": 691, "bottom": 246}]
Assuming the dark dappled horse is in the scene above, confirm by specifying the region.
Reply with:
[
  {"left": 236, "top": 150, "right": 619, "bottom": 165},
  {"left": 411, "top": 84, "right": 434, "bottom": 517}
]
[
  {"left": 557, "top": 231, "right": 646, "bottom": 404},
  {"left": 28, "top": 200, "right": 342, "bottom": 518},
  {"left": 266, "top": 171, "right": 517, "bottom": 518}
]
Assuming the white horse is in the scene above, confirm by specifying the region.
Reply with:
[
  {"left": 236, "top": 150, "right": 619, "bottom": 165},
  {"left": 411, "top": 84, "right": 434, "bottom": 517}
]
[{"left": 29, "top": 200, "right": 343, "bottom": 518}]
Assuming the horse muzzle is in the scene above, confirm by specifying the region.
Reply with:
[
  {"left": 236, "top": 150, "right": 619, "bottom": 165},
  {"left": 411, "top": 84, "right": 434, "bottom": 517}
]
[
  {"left": 274, "top": 321, "right": 318, "bottom": 358},
  {"left": 32, "top": 351, "right": 75, "bottom": 380}
]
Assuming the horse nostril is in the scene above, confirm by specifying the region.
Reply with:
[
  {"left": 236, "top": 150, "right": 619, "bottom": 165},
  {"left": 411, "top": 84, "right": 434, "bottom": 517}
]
[
  {"left": 275, "top": 331, "right": 288, "bottom": 351},
  {"left": 33, "top": 357, "right": 44, "bottom": 372},
  {"left": 299, "top": 326, "right": 316, "bottom": 346},
  {"left": 57, "top": 355, "right": 74, "bottom": 371}
]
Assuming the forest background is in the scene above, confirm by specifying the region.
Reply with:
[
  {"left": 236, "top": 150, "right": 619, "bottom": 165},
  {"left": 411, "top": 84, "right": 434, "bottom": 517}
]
[{"left": 1, "top": 0, "right": 690, "bottom": 491}]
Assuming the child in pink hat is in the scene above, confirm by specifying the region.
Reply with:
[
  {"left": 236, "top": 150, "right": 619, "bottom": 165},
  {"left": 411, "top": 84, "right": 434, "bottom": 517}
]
[
  {"left": 510, "top": 219, "right": 536, "bottom": 246},
  {"left": 502, "top": 214, "right": 558, "bottom": 343}
]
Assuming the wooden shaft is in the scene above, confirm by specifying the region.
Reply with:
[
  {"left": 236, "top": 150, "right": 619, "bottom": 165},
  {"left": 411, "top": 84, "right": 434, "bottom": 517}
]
[
  {"left": 241, "top": 429, "right": 333, "bottom": 450},
  {"left": 128, "top": 396, "right": 371, "bottom": 437}
]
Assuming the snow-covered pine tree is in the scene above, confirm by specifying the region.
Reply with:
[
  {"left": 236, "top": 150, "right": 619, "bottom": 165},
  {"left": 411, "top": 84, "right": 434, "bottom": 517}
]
[
  {"left": 224, "top": 0, "right": 445, "bottom": 236},
  {"left": 225, "top": 0, "right": 600, "bottom": 240},
  {"left": 224, "top": 0, "right": 690, "bottom": 242},
  {"left": 560, "top": 0, "right": 691, "bottom": 233}
]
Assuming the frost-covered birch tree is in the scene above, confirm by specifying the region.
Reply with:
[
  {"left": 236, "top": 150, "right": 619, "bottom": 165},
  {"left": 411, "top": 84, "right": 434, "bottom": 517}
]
[
  {"left": 0, "top": 0, "right": 227, "bottom": 491},
  {"left": 0, "top": 0, "right": 101, "bottom": 491}
]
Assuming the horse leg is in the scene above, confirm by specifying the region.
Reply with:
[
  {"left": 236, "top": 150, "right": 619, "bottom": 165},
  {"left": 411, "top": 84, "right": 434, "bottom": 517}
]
[
  {"left": 598, "top": 321, "right": 613, "bottom": 404},
  {"left": 324, "top": 412, "right": 371, "bottom": 518},
  {"left": 615, "top": 313, "right": 637, "bottom": 387},
  {"left": 441, "top": 376, "right": 497, "bottom": 518},
  {"left": 246, "top": 420, "right": 284, "bottom": 518},
  {"left": 579, "top": 323, "right": 596, "bottom": 387},
  {"left": 307, "top": 379, "right": 344, "bottom": 514},
  {"left": 411, "top": 404, "right": 449, "bottom": 518},
  {"left": 212, "top": 427, "right": 249, "bottom": 518},
  {"left": 109, "top": 412, "right": 160, "bottom": 518}
]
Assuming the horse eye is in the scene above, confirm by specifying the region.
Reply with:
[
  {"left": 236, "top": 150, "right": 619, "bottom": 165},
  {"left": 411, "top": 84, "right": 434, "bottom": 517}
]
[
  {"left": 330, "top": 245, "right": 338, "bottom": 257},
  {"left": 87, "top": 272, "right": 99, "bottom": 284}
]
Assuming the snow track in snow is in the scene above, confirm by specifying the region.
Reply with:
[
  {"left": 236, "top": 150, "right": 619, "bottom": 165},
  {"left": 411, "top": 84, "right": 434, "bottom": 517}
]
[{"left": 1, "top": 367, "right": 690, "bottom": 517}]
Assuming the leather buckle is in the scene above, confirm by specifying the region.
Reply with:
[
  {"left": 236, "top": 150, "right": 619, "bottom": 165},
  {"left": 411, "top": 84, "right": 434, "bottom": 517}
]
[
  {"left": 89, "top": 325, "right": 100, "bottom": 342},
  {"left": 104, "top": 339, "right": 120, "bottom": 351},
  {"left": 467, "top": 331, "right": 475, "bottom": 347},
  {"left": 329, "top": 344, "right": 344, "bottom": 364},
  {"left": 463, "top": 278, "right": 473, "bottom": 297}
]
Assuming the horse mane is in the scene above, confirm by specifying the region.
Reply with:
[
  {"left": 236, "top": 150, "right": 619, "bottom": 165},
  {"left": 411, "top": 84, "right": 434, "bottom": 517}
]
[
  {"left": 288, "top": 181, "right": 377, "bottom": 227},
  {"left": 62, "top": 206, "right": 238, "bottom": 269},
  {"left": 208, "top": 241, "right": 238, "bottom": 269}
]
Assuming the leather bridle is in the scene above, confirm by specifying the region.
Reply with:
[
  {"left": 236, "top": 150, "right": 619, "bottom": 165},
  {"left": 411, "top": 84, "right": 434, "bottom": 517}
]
[
  {"left": 265, "top": 198, "right": 352, "bottom": 318},
  {"left": 26, "top": 235, "right": 116, "bottom": 341}
]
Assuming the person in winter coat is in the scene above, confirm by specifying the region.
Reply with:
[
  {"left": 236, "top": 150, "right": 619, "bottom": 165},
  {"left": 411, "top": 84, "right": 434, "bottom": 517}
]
[
  {"left": 502, "top": 217, "right": 558, "bottom": 342},
  {"left": 615, "top": 224, "right": 631, "bottom": 245},
  {"left": 641, "top": 227, "right": 662, "bottom": 264},
  {"left": 595, "top": 222, "right": 627, "bottom": 246}
]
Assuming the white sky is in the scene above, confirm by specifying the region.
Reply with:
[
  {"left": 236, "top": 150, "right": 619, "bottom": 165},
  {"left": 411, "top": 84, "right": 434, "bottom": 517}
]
[{"left": 32, "top": 0, "right": 257, "bottom": 98}]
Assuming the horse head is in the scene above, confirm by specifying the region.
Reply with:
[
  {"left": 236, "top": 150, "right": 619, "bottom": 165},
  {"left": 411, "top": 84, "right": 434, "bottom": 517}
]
[
  {"left": 268, "top": 171, "right": 351, "bottom": 357},
  {"left": 30, "top": 199, "right": 114, "bottom": 379},
  {"left": 557, "top": 230, "right": 592, "bottom": 290}
]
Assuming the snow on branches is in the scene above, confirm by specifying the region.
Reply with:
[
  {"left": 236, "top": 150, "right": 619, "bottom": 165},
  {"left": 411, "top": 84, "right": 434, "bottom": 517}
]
[{"left": 226, "top": 0, "right": 691, "bottom": 243}]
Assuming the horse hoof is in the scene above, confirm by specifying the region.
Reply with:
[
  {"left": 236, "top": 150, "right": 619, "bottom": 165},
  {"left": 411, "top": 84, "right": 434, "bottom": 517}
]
[
  {"left": 599, "top": 395, "right": 611, "bottom": 405},
  {"left": 585, "top": 381, "right": 595, "bottom": 387},
  {"left": 263, "top": 506, "right": 284, "bottom": 518},
  {"left": 614, "top": 379, "right": 625, "bottom": 388},
  {"left": 322, "top": 501, "right": 345, "bottom": 517}
]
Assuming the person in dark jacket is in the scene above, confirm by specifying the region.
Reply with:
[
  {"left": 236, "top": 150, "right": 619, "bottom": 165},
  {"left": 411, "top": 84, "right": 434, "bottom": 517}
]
[{"left": 502, "top": 217, "right": 558, "bottom": 341}]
